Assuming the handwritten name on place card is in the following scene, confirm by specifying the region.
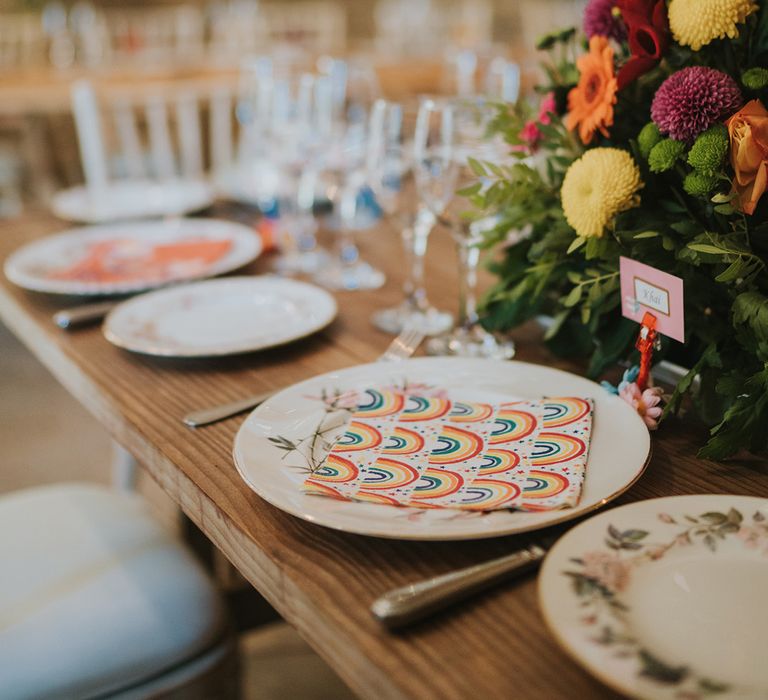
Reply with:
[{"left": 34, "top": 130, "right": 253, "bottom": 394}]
[{"left": 620, "top": 257, "right": 684, "bottom": 343}]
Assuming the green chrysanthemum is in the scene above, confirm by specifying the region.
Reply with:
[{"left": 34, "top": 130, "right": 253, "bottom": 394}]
[
  {"left": 742, "top": 67, "right": 768, "bottom": 91},
  {"left": 683, "top": 170, "right": 719, "bottom": 197},
  {"left": 687, "top": 124, "right": 729, "bottom": 173},
  {"left": 638, "top": 122, "right": 663, "bottom": 160},
  {"left": 648, "top": 138, "right": 687, "bottom": 173}
]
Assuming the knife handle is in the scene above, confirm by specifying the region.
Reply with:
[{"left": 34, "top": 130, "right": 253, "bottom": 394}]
[
  {"left": 370, "top": 543, "right": 547, "bottom": 629},
  {"left": 53, "top": 301, "right": 119, "bottom": 329}
]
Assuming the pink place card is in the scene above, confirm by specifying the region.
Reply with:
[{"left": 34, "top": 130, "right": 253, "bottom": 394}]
[{"left": 620, "top": 257, "right": 685, "bottom": 343}]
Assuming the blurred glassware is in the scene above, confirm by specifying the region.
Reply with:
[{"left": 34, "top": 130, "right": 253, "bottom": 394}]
[
  {"left": 415, "top": 97, "right": 515, "bottom": 360},
  {"left": 42, "top": 1, "right": 75, "bottom": 69},
  {"left": 313, "top": 110, "right": 386, "bottom": 291},
  {"left": 232, "top": 57, "right": 332, "bottom": 274},
  {"left": 366, "top": 98, "right": 452, "bottom": 334},
  {"left": 447, "top": 49, "right": 521, "bottom": 103}
]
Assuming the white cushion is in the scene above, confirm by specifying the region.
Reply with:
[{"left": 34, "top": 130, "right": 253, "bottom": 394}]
[{"left": 0, "top": 483, "right": 226, "bottom": 700}]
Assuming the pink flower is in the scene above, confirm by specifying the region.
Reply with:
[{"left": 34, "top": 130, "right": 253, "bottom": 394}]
[
  {"left": 518, "top": 93, "right": 558, "bottom": 152},
  {"left": 519, "top": 120, "right": 543, "bottom": 150},
  {"left": 584, "top": 0, "right": 627, "bottom": 42},
  {"left": 581, "top": 550, "right": 632, "bottom": 592},
  {"left": 619, "top": 382, "right": 663, "bottom": 430},
  {"left": 737, "top": 525, "right": 768, "bottom": 554},
  {"left": 538, "top": 92, "right": 557, "bottom": 124},
  {"left": 739, "top": 526, "right": 760, "bottom": 548}
]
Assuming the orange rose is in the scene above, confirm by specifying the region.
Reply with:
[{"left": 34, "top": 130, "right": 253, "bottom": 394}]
[{"left": 726, "top": 99, "right": 768, "bottom": 215}]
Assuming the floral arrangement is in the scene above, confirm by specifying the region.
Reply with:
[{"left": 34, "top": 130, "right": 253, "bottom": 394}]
[{"left": 472, "top": 0, "right": 768, "bottom": 459}]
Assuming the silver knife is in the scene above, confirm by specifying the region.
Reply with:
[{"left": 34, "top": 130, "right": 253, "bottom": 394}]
[
  {"left": 371, "top": 536, "right": 556, "bottom": 629},
  {"left": 53, "top": 301, "right": 119, "bottom": 329}
]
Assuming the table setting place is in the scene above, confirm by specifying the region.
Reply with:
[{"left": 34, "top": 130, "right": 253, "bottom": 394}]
[{"left": 4, "top": 14, "right": 768, "bottom": 698}]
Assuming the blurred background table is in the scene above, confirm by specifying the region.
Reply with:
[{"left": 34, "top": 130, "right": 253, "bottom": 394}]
[{"left": 0, "top": 0, "right": 589, "bottom": 215}]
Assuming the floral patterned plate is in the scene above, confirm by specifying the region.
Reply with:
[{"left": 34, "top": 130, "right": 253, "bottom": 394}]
[
  {"left": 538, "top": 494, "right": 768, "bottom": 699},
  {"left": 233, "top": 357, "right": 650, "bottom": 540},
  {"left": 103, "top": 276, "right": 337, "bottom": 357}
]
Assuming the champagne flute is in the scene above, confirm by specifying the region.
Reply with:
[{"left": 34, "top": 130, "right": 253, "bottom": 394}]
[
  {"left": 366, "top": 99, "right": 452, "bottom": 334},
  {"left": 415, "top": 97, "right": 515, "bottom": 359}
]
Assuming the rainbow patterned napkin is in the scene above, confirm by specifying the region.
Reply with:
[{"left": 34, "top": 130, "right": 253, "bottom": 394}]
[{"left": 302, "top": 389, "right": 594, "bottom": 512}]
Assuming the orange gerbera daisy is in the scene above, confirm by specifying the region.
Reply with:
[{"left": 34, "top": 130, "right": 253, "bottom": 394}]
[{"left": 566, "top": 36, "right": 618, "bottom": 144}]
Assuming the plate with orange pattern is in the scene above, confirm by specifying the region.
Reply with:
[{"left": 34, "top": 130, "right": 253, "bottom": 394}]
[{"left": 4, "top": 218, "right": 261, "bottom": 296}]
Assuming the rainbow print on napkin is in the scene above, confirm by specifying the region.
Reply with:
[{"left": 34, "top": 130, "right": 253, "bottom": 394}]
[{"left": 302, "top": 389, "right": 594, "bottom": 512}]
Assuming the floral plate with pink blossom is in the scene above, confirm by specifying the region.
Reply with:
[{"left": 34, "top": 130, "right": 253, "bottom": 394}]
[{"left": 538, "top": 494, "right": 768, "bottom": 699}]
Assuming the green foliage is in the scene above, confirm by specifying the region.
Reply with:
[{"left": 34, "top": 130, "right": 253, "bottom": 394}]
[
  {"left": 472, "top": 22, "right": 768, "bottom": 460},
  {"left": 648, "top": 138, "right": 687, "bottom": 173}
]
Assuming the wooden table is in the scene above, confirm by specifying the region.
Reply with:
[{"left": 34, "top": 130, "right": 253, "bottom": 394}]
[{"left": 1, "top": 211, "right": 766, "bottom": 700}]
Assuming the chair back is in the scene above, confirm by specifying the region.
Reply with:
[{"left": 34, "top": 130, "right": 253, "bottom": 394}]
[{"left": 70, "top": 79, "right": 240, "bottom": 190}]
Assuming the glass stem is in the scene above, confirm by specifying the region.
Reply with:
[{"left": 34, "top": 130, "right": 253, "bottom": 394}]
[
  {"left": 455, "top": 228, "right": 480, "bottom": 330},
  {"left": 339, "top": 227, "right": 359, "bottom": 267},
  {"left": 297, "top": 168, "right": 318, "bottom": 253},
  {"left": 401, "top": 211, "right": 433, "bottom": 311},
  {"left": 339, "top": 183, "right": 359, "bottom": 267}
]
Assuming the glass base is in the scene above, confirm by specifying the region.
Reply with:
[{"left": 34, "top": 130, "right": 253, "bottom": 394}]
[
  {"left": 273, "top": 247, "right": 331, "bottom": 275},
  {"left": 426, "top": 326, "right": 516, "bottom": 359},
  {"left": 313, "top": 260, "right": 386, "bottom": 291},
  {"left": 371, "top": 304, "right": 453, "bottom": 336}
]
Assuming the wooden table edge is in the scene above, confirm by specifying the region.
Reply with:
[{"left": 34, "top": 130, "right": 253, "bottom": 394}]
[{"left": 0, "top": 283, "right": 408, "bottom": 700}]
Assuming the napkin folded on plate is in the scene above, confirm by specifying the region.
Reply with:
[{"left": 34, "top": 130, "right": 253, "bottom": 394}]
[
  {"left": 303, "top": 388, "right": 594, "bottom": 512},
  {"left": 48, "top": 238, "right": 233, "bottom": 283}
]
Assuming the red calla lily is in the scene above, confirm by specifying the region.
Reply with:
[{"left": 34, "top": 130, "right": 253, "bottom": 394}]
[{"left": 616, "top": 0, "right": 670, "bottom": 89}]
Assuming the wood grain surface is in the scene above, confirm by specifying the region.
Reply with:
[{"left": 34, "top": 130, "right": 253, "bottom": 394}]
[{"left": 1, "top": 210, "right": 766, "bottom": 700}]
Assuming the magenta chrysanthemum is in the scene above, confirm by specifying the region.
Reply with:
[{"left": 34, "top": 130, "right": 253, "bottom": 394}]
[
  {"left": 651, "top": 67, "right": 743, "bottom": 142},
  {"left": 584, "top": 0, "right": 627, "bottom": 42}
]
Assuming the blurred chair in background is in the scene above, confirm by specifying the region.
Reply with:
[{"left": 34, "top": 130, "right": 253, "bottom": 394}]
[
  {"left": 56, "top": 79, "right": 240, "bottom": 222},
  {"left": 0, "top": 483, "right": 233, "bottom": 699}
]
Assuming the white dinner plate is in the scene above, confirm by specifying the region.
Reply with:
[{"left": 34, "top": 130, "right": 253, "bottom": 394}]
[
  {"left": 103, "top": 276, "right": 337, "bottom": 357},
  {"left": 51, "top": 179, "right": 215, "bottom": 223},
  {"left": 539, "top": 494, "right": 768, "bottom": 699},
  {"left": 233, "top": 357, "right": 650, "bottom": 540},
  {"left": 4, "top": 218, "right": 262, "bottom": 296}
]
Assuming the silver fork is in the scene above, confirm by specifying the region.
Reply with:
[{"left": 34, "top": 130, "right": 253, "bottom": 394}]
[{"left": 182, "top": 325, "right": 426, "bottom": 428}]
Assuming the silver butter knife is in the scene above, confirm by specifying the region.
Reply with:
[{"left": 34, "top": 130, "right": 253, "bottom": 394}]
[
  {"left": 371, "top": 538, "right": 553, "bottom": 629},
  {"left": 53, "top": 301, "right": 119, "bottom": 329},
  {"left": 182, "top": 390, "right": 275, "bottom": 428},
  {"left": 183, "top": 325, "right": 426, "bottom": 428}
]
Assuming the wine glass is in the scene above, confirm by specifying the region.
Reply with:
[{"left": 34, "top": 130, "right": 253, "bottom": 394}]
[
  {"left": 233, "top": 63, "right": 330, "bottom": 274},
  {"left": 312, "top": 111, "right": 386, "bottom": 291},
  {"left": 415, "top": 97, "right": 515, "bottom": 359},
  {"left": 365, "top": 99, "right": 452, "bottom": 334}
]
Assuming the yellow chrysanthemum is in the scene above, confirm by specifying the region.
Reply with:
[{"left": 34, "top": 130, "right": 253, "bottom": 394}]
[
  {"left": 669, "top": 0, "right": 758, "bottom": 51},
  {"left": 561, "top": 148, "right": 643, "bottom": 239}
]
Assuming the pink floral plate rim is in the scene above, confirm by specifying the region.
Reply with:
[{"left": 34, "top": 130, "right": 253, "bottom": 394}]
[{"left": 538, "top": 494, "right": 768, "bottom": 700}]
